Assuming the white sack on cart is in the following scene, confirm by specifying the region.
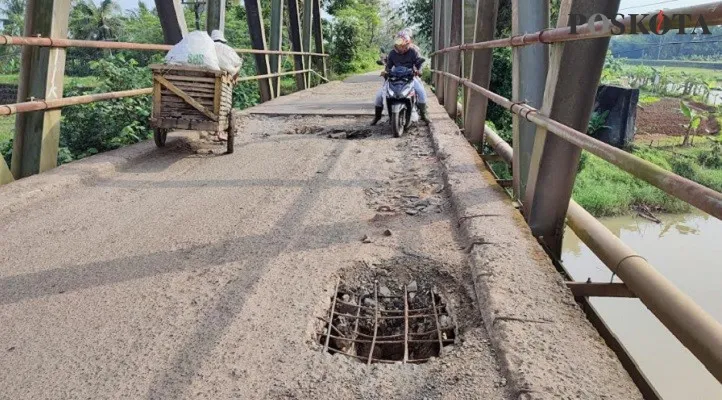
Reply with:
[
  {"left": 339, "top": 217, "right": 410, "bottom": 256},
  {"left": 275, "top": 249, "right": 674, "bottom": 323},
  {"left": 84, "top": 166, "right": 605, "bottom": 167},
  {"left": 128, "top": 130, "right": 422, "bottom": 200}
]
[
  {"left": 211, "top": 30, "right": 243, "bottom": 75},
  {"left": 165, "top": 31, "right": 220, "bottom": 71}
]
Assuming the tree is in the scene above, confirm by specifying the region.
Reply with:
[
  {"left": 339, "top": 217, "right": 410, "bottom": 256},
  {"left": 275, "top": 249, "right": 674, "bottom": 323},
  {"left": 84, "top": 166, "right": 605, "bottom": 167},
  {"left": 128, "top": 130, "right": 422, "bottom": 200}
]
[
  {"left": 0, "top": 0, "right": 24, "bottom": 74},
  {"left": 403, "top": 0, "right": 431, "bottom": 49},
  {"left": 0, "top": 0, "right": 24, "bottom": 35},
  {"left": 326, "top": 0, "right": 382, "bottom": 74},
  {"left": 116, "top": 3, "right": 164, "bottom": 67},
  {"left": 69, "top": 0, "right": 123, "bottom": 41},
  {"left": 121, "top": 1, "right": 162, "bottom": 43},
  {"left": 66, "top": 0, "right": 123, "bottom": 75},
  {"left": 326, "top": 0, "right": 356, "bottom": 15},
  {"left": 680, "top": 101, "right": 703, "bottom": 147}
]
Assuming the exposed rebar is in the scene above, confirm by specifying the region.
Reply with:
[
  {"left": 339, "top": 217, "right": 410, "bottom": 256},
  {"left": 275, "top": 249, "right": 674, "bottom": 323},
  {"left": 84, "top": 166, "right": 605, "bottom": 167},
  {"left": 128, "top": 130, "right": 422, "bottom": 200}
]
[
  {"left": 403, "top": 285, "right": 409, "bottom": 364},
  {"left": 322, "top": 278, "right": 340, "bottom": 353},
  {"left": 367, "top": 281, "right": 379, "bottom": 365},
  {"left": 430, "top": 288, "right": 445, "bottom": 352},
  {"left": 349, "top": 292, "right": 362, "bottom": 356}
]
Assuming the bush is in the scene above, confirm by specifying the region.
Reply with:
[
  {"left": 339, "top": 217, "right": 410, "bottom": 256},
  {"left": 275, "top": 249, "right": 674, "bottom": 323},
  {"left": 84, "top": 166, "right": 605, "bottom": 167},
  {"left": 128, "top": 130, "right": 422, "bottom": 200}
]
[
  {"left": 233, "top": 56, "right": 262, "bottom": 109},
  {"left": 1, "top": 138, "right": 12, "bottom": 167},
  {"left": 487, "top": 47, "right": 512, "bottom": 139},
  {"left": 577, "top": 151, "right": 589, "bottom": 172},
  {"left": 697, "top": 142, "right": 722, "bottom": 169},
  {"left": 59, "top": 55, "right": 153, "bottom": 163},
  {"left": 670, "top": 157, "right": 700, "bottom": 181},
  {"left": 330, "top": 16, "right": 362, "bottom": 75}
]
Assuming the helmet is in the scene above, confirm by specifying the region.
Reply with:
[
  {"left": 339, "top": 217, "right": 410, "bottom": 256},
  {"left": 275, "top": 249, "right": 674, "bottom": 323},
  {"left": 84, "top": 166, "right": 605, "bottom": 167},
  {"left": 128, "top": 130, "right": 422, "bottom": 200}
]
[
  {"left": 394, "top": 31, "right": 411, "bottom": 53},
  {"left": 211, "top": 30, "right": 227, "bottom": 43}
]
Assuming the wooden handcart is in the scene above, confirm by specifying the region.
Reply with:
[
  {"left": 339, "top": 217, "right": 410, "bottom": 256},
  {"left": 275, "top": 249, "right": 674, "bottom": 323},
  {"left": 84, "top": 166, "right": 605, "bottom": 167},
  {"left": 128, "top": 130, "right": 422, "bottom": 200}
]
[{"left": 149, "top": 64, "right": 234, "bottom": 153}]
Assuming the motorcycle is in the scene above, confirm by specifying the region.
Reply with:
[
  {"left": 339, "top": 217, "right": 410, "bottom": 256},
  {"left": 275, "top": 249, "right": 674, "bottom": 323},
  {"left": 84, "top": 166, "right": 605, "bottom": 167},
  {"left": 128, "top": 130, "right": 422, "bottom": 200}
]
[{"left": 384, "top": 66, "right": 418, "bottom": 138}]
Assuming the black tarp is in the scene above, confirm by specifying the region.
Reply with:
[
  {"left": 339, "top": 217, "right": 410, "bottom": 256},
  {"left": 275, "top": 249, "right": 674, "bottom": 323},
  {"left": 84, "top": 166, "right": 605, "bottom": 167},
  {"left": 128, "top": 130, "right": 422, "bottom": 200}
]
[{"left": 590, "top": 85, "right": 639, "bottom": 148}]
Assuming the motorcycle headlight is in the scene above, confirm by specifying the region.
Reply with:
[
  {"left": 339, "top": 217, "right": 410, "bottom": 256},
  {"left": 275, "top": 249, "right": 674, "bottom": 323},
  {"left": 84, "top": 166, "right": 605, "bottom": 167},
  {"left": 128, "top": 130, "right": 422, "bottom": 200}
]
[
  {"left": 387, "top": 87, "right": 395, "bottom": 96},
  {"left": 401, "top": 86, "right": 412, "bottom": 97}
]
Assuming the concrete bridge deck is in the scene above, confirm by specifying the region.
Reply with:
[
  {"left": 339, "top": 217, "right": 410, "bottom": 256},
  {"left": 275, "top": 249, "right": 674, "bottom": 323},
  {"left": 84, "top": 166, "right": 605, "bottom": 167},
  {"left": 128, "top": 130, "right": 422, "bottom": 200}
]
[{"left": 0, "top": 74, "right": 640, "bottom": 399}]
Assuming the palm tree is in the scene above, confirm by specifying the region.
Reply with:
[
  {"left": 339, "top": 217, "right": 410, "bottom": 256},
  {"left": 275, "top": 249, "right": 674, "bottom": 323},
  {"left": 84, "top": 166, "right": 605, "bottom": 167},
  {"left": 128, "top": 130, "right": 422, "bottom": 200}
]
[
  {"left": 69, "top": 0, "right": 123, "bottom": 42},
  {"left": 66, "top": 0, "right": 123, "bottom": 76}
]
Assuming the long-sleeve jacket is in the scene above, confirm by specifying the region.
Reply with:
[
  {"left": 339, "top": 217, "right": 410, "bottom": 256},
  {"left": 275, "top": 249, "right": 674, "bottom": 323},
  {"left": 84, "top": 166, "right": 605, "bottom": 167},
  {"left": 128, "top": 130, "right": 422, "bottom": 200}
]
[{"left": 385, "top": 47, "right": 425, "bottom": 73}]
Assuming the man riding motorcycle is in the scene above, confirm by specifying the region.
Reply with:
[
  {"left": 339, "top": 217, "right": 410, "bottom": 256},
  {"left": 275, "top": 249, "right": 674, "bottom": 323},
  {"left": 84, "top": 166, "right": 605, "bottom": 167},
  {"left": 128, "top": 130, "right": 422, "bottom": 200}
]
[{"left": 370, "top": 31, "right": 430, "bottom": 126}]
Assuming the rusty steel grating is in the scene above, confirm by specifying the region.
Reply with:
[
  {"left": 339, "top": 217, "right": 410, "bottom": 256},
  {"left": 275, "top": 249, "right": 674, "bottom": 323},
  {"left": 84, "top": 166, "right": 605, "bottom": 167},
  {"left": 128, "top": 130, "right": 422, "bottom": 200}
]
[{"left": 319, "top": 279, "right": 456, "bottom": 364}]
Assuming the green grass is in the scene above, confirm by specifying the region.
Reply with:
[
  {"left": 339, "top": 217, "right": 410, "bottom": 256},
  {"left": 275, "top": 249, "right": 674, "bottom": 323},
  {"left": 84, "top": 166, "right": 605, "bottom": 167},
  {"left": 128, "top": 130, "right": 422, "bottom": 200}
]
[
  {"left": 0, "top": 74, "right": 100, "bottom": 87},
  {"left": 0, "top": 115, "right": 14, "bottom": 142},
  {"left": 617, "top": 64, "right": 722, "bottom": 89},
  {"left": 572, "top": 141, "right": 722, "bottom": 216},
  {"left": 0, "top": 74, "right": 19, "bottom": 85},
  {"left": 279, "top": 76, "right": 298, "bottom": 96},
  {"left": 660, "top": 66, "right": 722, "bottom": 84},
  {"left": 638, "top": 94, "right": 661, "bottom": 105}
]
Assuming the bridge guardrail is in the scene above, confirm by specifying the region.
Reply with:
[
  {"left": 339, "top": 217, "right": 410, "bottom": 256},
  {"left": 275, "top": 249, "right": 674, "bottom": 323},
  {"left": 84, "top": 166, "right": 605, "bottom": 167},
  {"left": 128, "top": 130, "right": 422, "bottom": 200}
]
[
  {"left": 430, "top": 0, "right": 722, "bottom": 388},
  {"left": 0, "top": 31, "right": 328, "bottom": 183},
  {"left": 0, "top": 35, "right": 330, "bottom": 58}
]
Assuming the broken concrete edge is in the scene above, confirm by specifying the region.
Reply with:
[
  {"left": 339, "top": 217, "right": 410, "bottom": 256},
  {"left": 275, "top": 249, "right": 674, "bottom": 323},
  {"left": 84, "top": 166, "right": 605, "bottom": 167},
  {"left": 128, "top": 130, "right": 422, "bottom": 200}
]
[
  {"left": 423, "top": 93, "right": 643, "bottom": 399},
  {"left": 0, "top": 134, "right": 193, "bottom": 220}
]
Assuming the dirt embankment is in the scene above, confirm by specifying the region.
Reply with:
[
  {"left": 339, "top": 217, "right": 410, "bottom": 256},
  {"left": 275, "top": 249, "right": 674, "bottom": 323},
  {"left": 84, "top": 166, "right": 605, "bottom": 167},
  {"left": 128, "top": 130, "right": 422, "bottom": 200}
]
[
  {"left": 0, "top": 84, "right": 17, "bottom": 104},
  {"left": 636, "top": 97, "right": 719, "bottom": 137}
]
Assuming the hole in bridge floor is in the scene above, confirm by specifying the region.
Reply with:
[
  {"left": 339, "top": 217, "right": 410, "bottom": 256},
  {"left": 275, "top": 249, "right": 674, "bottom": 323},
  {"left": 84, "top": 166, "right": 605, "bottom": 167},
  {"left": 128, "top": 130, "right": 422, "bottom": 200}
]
[{"left": 318, "top": 279, "right": 456, "bottom": 364}]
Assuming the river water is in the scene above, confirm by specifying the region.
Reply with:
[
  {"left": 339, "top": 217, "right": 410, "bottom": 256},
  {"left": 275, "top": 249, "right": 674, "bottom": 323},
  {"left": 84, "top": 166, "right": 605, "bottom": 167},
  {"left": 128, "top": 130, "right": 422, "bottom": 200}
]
[{"left": 562, "top": 211, "right": 722, "bottom": 399}]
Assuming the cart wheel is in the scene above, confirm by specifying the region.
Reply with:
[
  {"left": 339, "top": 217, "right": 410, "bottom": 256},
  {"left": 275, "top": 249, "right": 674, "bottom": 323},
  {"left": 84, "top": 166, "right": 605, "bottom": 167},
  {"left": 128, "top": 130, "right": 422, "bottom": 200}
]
[
  {"left": 154, "top": 128, "right": 168, "bottom": 148},
  {"left": 226, "top": 127, "right": 234, "bottom": 154},
  {"left": 226, "top": 113, "right": 235, "bottom": 154}
]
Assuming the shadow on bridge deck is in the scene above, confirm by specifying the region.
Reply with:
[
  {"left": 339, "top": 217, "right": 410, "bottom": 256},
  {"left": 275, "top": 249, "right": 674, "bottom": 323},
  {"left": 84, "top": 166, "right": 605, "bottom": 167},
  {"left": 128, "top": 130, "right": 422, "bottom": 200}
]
[
  {"left": 248, "top": 72, "right": 382, "bottom": 116},
  {"left": 0, "top": 75, "right": 641, "bottom": 399}
]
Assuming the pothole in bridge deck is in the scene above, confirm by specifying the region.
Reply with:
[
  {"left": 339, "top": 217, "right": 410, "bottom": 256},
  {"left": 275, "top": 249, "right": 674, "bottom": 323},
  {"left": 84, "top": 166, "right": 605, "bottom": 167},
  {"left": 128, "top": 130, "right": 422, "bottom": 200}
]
[
  {"left": 317, "top": 264, "right": 458, "bottom": 364},
  {"left": 325, "top": 127, "right": 375, "bottom": 140},
  {"left": 282, "top": 125, "right": 376, "bottom": 139},
  {"left": 283, "top": 126, "right": 326, "bottom": 135}
]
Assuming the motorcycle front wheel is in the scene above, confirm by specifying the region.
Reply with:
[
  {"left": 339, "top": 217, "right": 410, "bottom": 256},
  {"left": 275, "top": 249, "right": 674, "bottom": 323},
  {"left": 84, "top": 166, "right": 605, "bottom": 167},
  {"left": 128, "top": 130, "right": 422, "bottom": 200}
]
[
  {"left": 404, "top": 106, "right": 413, "bottom": 130},
  {"left": 391, "top": 109, "right": 406, "bottom": 138}
]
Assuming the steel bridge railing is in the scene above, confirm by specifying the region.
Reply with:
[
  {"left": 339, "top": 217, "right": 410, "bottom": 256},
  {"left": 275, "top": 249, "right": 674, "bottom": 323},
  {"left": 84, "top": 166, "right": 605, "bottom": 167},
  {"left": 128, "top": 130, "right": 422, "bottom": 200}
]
[
  {"left": 430, "top": 0, "right": 722, "bottom": 391},
  {"left": 0, "top": 0, "right": 329, "bottom": 184},
  {"left": 0, "top": 35, "right": 330, "bottom": 57},
  {"left": 0, "top": 37, "right": 328, "bottom": 183},
  {"left": 0, "top": 39, "right": 328, "bottom": 118},
  {"left": 0, "top": 35, "right": 330, "bottom": 118}
]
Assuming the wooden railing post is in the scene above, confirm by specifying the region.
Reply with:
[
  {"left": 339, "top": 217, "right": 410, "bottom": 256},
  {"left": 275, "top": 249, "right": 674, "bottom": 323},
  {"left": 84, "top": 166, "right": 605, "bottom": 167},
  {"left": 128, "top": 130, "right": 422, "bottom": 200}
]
[
  {"left": 269, "top": 0, "right": 284, "bottom": 95},
  {"left": 523, "top": 0, "right": 621, "bottom": 258},
  {"left": 244, "top": 0, "right": 275, "bottom": 102},
  {"left": 436, "top": 0, "right": 447, "bottom": 105},
  {"left": 464, "top": 0, "right": 498, "bottom": 144},
  {"left": 287, "top": 0, "right": 306, "bottom": 90},
  {"left": 432, "top": 0, "right": 440, "bottom": 90},
  {"left": 462, "top": 0, "right": 479, "bottom": 120},
  {"left": 155, "top": 0, "right": 187, "bottom": 45},
  {"left": 302, "top": 0, "right": 314, "bottom": 87},
  {"left": 205, "top": 0, "right": 226, "bottom": 34},
  {"left": 11, "top": 0, "right": 70, "bottom": 178},
  {"left": 443, "top": 0, "right": 463, "bottom": 119},
  {"left": 311, "top": 0, "right": 327, "bottom": 80},
  {"left": 512, "top": 0, "right": 549, "bottom": 203}
]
